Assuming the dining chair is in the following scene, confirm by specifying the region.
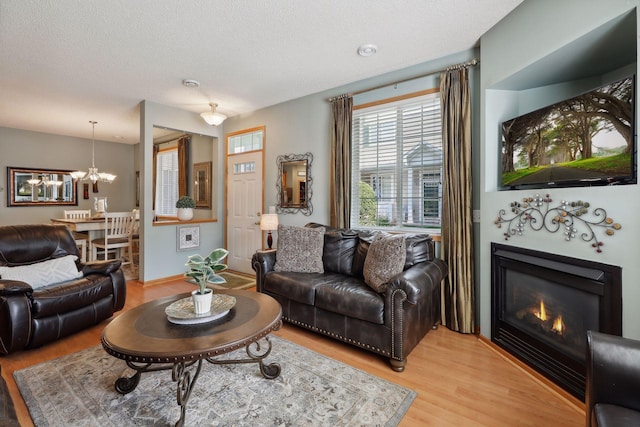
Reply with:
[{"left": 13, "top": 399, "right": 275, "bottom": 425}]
[
  {"left": 63, "top": 210, "right": 91, "bottom": 219},
  {"left": 64, "top": 209, "right": 92, "bottom": 261},
  {"left": 91, "top": 212, "right": 135, "bottom": 267}
]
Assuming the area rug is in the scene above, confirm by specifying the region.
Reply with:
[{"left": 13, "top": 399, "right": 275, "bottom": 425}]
[
  {"left": 214, "top": 271, "right": 255, "bottom": 290},
  {"left": 14, "top": 336, "right": 415, "bottom": 426}
]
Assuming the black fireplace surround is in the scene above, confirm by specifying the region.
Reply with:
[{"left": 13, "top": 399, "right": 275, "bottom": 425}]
[{"left": 491, "top": 243, "right": 622, "bottom": 400}]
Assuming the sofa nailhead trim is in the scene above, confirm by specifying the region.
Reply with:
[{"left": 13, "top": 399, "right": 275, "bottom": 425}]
[{"left": 282, "top": 316, "right": 391, "bottom": 356}]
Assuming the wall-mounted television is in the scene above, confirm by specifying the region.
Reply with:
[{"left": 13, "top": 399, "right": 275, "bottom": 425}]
[{"left": 500, "top": 75, "right": 636, "bottom": 190}]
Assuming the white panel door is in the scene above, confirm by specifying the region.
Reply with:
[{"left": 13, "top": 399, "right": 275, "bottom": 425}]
[{"left": 226, "top": 151, "right": 263, "bottom": 273}]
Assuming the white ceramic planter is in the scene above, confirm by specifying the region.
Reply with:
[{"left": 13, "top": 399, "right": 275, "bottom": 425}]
[
  {"left": 177, "top": 208, "right": 194, "bottom": 221},
  {"left": 191, "top": 289, "right": 212, "bottom": 314}
]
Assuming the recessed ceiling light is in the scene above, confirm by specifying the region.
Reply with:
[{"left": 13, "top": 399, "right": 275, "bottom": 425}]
[
  {"left": 182, "top": 79, "right": 200, "bottom": 88},
  {"left": 357, "top": 44, "right": 377, "bottom": 57}
]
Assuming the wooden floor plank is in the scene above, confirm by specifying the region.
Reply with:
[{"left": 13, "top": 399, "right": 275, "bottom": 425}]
[{"left": 0, "top": 279, "right": 585, "bottom": 426}]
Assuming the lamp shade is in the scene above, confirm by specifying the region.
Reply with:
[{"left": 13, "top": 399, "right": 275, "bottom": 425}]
[
  {"left": 259, "top": 214, "right": 279, "bottom": 231},
  {"left": 201, "top": 103, "right": 227, "bottom": 126}
]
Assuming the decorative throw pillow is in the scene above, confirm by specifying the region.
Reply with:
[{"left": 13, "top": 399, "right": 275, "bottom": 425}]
[
  {"left": 363, "top": 233, "right": 406, "bottom": 293},
  {"left": 274, "top": 225, "right": 325, "bottom": 273},
  {"left": 0, "top": 255, "right": 82, "bottom": 289}
]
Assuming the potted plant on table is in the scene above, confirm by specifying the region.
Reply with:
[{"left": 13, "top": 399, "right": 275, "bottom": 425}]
[
  {"left": 184, "top": 248, "right": 229, "bottom": 314},
  {"left": 176, "top": 195, "right": 195, "bottom": 221}
]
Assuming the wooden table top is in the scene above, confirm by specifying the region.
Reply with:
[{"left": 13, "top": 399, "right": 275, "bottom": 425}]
[{"left": 101, "top": 290, "right": 282, "bottom": 363}]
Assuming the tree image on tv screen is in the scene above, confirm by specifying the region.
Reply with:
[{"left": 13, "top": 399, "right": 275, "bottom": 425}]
[{"left": 501, "top": 77, "right": 633, "bottom": 187}]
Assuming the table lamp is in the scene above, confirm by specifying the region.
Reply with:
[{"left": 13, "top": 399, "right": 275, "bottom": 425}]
[{"left": 259, "top": 214, "right": 279, "bottom": 249}]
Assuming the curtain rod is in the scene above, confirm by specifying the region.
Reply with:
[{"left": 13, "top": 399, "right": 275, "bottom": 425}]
[{"left": 328, "top": 58, "right": 478, "bottom": 102}]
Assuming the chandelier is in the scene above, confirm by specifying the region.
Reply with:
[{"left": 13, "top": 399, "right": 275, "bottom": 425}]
[
  {"left": 200, "top": 103, "right": 227, "bottom": 126},
  {"left": 70, "top": 121, "right": 116, "bottom": 183}
]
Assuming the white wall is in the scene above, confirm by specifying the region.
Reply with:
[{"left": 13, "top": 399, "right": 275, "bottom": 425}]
[
  {"left": 0, "top": 127, "right": 135, "bottom": 225},
  {"left": 480, "top": 0, "right": 640, "bottom": 338}
]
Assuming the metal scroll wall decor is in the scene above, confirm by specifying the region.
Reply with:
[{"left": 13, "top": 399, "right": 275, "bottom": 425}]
[{"left": 494, "top": 193, "right": 622, "bottom": 253}]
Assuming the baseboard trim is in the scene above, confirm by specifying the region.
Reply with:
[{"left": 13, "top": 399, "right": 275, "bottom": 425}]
[
  {"left": 138, "top": 270, "right": 255, "bottom": 287},
  {"left": 477, "top": 335, "right": 585, "bottom": 415},
  {"left": 139, "top": 274, "right": 184, "bottom": 287}
]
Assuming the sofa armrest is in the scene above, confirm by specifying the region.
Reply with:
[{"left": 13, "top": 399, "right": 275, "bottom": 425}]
[
  {"left": 0, "top": 280, "right": 33, "bottom": 296},
  {"left": 82, "top": 260, "right": 126, "bottom": 311},
  {"left": 81, "top": 259, "right": 122, "bottom": 276},
  {"left": 386, "top": 258, "right": 448, "bottom": 305},
  {"left": 252, "top": 250, "right": 277, "bottom": 293},
  {"left": 586, "top": 331, "right": 640, "bottom": 426}
]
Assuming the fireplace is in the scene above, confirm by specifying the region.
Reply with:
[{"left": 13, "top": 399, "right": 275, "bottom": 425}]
[{"left": 491, "top": 243, "right": 622, "bottom": 400}]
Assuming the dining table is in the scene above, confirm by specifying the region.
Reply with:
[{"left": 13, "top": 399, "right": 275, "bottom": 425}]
[{"left": 50, "top": 217, "right": 108, "bottom": 243}]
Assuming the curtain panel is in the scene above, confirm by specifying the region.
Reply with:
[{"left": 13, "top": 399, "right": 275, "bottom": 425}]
[
  {"left": 329, "top": 96, "right": 353, "bottom": 229},
  {"left": 177, "top": 136, "right": 190, "bottom": 197},
  {"left": 440, "top": 68, "right": 475, "bottom": 334}
]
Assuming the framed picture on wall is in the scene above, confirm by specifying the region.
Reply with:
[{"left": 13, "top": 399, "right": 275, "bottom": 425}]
[
  {"left": 177, "top": 225, "right": 200, "bottom": 251},
  {"left": 193, "top": 161, "right": 211, "bottom": 209}
]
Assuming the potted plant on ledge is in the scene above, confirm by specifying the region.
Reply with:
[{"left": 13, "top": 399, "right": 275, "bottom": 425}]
[
  {"left": 176, "top": 195, "right": 195, "bottom": 221},
  {"left": 184, "top": 248, "right": 229, "bottom": 314}
]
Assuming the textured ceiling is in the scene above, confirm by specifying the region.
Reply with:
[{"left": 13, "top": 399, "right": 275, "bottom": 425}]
[{"left": 0, "top": 0, "right": 522, "bottom": 144}]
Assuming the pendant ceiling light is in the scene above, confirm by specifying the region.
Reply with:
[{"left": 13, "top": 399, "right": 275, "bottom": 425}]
[
  {"left": 70, "top": 121, "right": 116, "bottom": 183},
  {"left": 200, "top": 103, "right": 227, "bottom": 126}
]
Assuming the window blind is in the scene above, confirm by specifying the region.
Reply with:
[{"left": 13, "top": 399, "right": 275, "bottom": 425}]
[
  {"left": 351, "top": 91, "right": 443, "bottom": 230},
  {"left": 155, "top": 148, "right": 179, "bottom": 216}
]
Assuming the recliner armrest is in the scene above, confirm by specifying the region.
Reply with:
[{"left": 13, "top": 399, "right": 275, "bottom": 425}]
[
  {"left": 0, "top": 280, "right": 33, "bottom": 296},
  {"left": 586, "top": 331, "right": 640, "bottom": 427},
  {"left": 81, "top": 259, "right": 122, "bottom": 276},
  {"left": 386, "top": 258, "right": 448, "bottom": 305}
]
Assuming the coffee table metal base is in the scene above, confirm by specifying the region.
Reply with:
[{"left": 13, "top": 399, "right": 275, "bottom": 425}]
[{"left": 114, "top": 337, "right": 281, "bottom": 427}]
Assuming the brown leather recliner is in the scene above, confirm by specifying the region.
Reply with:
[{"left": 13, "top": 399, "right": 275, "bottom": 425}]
[
  {"left": 586, "top": 331, "right": 640, "bottom": 427},
  {"left": 0, "top": 224, "right": 126, "bottom": 354}
]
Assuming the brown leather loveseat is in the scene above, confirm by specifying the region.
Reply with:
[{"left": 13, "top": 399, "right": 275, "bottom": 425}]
[
  {"left": 252, "top": 223, "right": 447, "bottom": 371},
  {"left": 0, "top": 224, "right": 126, "bottom": 354}
]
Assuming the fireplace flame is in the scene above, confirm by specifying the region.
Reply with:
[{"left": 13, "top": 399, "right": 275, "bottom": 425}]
[
  {"left": 534, "top": 300, "right": 548, "bottom": 321},
  {"left": 552, "top": 315, "right": 565, "bottom": 335}
]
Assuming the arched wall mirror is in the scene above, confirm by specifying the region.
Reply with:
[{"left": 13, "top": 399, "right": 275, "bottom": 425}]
[{"left": 276, "top": 152, "right": 313, "bottom": 215}]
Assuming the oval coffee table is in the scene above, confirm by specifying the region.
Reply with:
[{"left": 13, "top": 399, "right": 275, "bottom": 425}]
[{"left": 102, "top": 289, "right": 282, "bottom": 427}]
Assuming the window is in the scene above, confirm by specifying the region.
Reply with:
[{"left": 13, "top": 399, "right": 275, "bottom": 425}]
[
  {"left": 228, "top": 128, "right": 263, "bottom": 154},
  {"left": 155, "top": 148, "right": 178, "bottom": 216},
  {"left": 351, "top": 90, "right": 442, "bottom": 230}
]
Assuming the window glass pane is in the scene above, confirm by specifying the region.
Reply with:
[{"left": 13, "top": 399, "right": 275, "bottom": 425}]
[
  {"left": 351, "top": 92, "right": 442, "bottom": 230},
  {"left": 233, "top": 162, "right": 256, "bottom": 174},
  {"left": 229, "top": 129, "right": 263, "bottom": 154},
  {"left": 155, "top": 149, "right": 178, "bottom": 216}
]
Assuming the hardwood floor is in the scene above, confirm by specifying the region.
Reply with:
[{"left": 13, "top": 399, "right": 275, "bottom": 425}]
[{"left": 1, "top": 278, "right": 585, "bottom": 426}]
